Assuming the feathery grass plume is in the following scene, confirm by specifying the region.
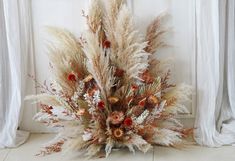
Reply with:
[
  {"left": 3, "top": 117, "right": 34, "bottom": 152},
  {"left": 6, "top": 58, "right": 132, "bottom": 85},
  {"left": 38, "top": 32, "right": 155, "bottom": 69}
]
[
  {"left": 112, "top": 4, "right": 150, "bottom": 81},
  {"left": 103, "top": 0, "right": 124, "bottom": 49},
  {"left": 87, "top": 0, "right": 103, "bottom": 33},
  {"left": 46, "top": 27, "right": 87, "bottom": 95},
  {"left": 153, "top": 128, "right": 182, "bottom": 146},
  {"left": 149, "top": 58, "right": 173, "bottom": 78},
  {"left": 145, "top": 13, "right": 169, "bottom": 54},
  {"left": 25, "top": 94, "right": 61, "bottom": 106},
  {"left": 86, "top": 0, "right": 105, "bottom": 44},
  {"left": 163, "top": 84, "right": 192, "bottom": 114},
  {"left": 82, "top": 30, "right": 115, "bottom": 108}
]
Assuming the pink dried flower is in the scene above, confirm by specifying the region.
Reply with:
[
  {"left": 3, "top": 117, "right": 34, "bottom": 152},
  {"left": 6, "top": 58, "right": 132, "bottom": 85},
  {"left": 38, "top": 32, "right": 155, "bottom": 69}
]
[{"left": 109, "top": 111, "right": 124, "bottom": 125}]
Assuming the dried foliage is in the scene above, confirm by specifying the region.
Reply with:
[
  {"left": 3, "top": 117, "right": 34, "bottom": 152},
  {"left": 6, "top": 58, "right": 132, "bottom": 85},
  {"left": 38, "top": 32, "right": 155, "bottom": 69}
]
[{"left": 26, "top": 0, "right": 192, "bottom": 159}]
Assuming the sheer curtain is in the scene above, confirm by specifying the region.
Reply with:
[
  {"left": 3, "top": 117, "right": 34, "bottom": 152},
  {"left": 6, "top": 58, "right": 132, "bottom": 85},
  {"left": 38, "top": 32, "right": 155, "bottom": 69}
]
[
  {"left": 194, "top": 0, "right": 235, "bottom": 146},
  {"left": 0, "top": 0, "right": 36, "bottom": 148}
]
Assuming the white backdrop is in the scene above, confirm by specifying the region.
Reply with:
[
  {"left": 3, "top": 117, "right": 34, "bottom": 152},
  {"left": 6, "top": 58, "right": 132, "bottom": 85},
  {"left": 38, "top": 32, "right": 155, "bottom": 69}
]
[{"left": 22, "top": 0, "right": 196, "bottom": 132}]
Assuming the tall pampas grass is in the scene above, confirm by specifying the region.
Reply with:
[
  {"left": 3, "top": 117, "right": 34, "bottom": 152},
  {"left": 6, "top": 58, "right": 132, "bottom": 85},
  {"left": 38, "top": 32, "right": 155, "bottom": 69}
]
[
  {"left": 46, "top": 27, "right": 87, "bottom": 95},
  {"left": 145, "top": 13, "right": 169, "bottom": 54},
  {"left": 82, "top": 30, "right": 115, "bottom": 107}
]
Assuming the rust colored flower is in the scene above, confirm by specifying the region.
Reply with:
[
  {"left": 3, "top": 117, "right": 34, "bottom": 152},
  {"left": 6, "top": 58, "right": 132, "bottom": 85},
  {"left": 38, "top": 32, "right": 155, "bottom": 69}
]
[
  {"left": 114, "top": 68, "right": 125, "bottom": 77},
  {"left": 123, "top": 117, "right": 133, "bottom": 127},
  {"left": 131, "top": 84, "right": 139, "bottom": 91},
  {"left": 138, "top": 98, "right": 146, "bottom": 107},
  {"left": 103, "top": 40, "right": 111, "bottom": 48},
  {"left": 113, "top": 128, "right": 124, "bottom": 138},
  {"left": 67, "top": 73, "right": 76, "bottom": 81},
  {"left": 147, "top": 95, "right": 159, "bottom": 105},
  {"left": 109, "top": 111, "right": 124, "bottom": 125},
  {"left": 141, "top": 70, "right": 154, "bottom": 84},
  {"left": 97, "top": 101, "right": 105, "bottom": 110}
]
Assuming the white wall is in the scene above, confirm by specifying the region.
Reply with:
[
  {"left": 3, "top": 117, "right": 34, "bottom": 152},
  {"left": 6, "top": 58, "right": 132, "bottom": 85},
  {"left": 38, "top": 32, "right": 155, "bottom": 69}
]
[{"left": 26, "top": 0, "right": 196, "bottom": 132}]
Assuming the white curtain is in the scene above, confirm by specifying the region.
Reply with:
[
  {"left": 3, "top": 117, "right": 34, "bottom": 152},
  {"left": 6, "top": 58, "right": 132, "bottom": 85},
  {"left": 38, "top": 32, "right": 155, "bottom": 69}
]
[
  {"left": 194, "top": 0, "right": 235, "bottom": 146},
  {"left": 0, "top": 0, "right": 36, "bottom": 148}
]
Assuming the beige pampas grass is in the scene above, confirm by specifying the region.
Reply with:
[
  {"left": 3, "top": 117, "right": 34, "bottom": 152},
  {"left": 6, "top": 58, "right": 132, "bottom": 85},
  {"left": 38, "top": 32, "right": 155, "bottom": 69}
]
[
  {"left": 111, "top": 4, "right": 149, "bottom": 81},
  {"left": 82, "top": 30, "right": 115, "bottom": 107},
  {"left": 46, "top": 27, "right": 87, "bottom": 95},
  {"left": 145, "top": 13, "right": 169, "bottom": 54},
  {"left": 25, "top": 94, "right": 61, "bottom": 106}
]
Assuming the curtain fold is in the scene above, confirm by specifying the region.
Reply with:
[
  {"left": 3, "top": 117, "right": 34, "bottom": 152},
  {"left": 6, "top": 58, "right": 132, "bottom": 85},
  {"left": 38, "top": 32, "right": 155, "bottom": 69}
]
[
  {"left": 194, "top": 0, "right": 235, "bottom": 146},
  {"left": 0, "top": 0, "right": 36, "bottom": 148}
]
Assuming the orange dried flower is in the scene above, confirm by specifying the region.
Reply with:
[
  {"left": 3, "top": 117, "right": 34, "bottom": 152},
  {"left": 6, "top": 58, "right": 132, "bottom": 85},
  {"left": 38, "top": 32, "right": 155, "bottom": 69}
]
[
  {"left": 108, "top": 96, "right": 119, "bottom": 104},
  {"left": 109, "top": 111, "right": 124, "bottom": 125},
  {"left": 113, "top": 128, "right": 124, "bottom": 138},
  {"left": 141, "top": 70, "right": 154, "bottom": 84},
  {"left": 147, "top": 95, "right": 159, "bottom": 105}
]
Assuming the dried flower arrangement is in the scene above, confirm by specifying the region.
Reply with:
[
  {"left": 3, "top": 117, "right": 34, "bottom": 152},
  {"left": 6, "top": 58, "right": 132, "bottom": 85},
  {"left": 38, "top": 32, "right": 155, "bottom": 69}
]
[{"left": 26, "top": 0, "right": 192, "bottom": 158}]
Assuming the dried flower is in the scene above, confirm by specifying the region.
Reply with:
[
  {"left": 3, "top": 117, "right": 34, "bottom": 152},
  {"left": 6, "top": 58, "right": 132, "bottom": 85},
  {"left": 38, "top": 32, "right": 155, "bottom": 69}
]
[
  {"left": 97, "top": 101, "right": 105, "bottom": 110},
  {"left": 67, "top": 73, "right": 76, "bottom": 81},
  {"left": 113, "top": 128, "right": 124, "bottom": 138},
  {"left": 108, "top": 96, "right": 119, "bottom": 104},
  {"left": 82, "top": 131, "right": 93, "bottom": 141},
  {"left": 114, "top": 68, "right": 125, "bottom": 77},
  {"left": 138, "top": 98, "right": 146, "bottom": 107},
  {"left": 123, "top": 117, "right": 133, "bottom": 127},
  {"left": 141, "top": 70, "right": 154, "bottom": 84},
  {"left": 131, "top": 84, "right": 139, "bottom": 91},
  {"left": 109, "top": 111, "right": 124, "bottom": 125},
  {"left": 147, "top": 95, "right": 159, "bottom": 105},
  {"left": 103, "top": 40, "right": 111, "bottom": 48}
]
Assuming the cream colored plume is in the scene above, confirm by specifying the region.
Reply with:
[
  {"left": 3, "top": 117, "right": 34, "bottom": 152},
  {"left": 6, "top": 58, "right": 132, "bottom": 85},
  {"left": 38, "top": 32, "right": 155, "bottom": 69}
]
[
  {"left": 145, "top": 12, "right": 169, "bottom": 54},
  {"left": 111, "top": 4, "right": 150, "bottom": 81},
  {"left": 82, "top": 30, "right": 115, "bottom": 105},
  {"left": 46, "top": 27, "right": 87, "bottom": 95},
  {"left": 164, "top": 83, "right": 193, "bottom": 114}
]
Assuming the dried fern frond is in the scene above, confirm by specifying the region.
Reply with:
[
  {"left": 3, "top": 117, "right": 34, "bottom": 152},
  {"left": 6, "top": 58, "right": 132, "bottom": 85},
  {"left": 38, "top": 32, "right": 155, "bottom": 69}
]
[
  {"left": 145, "top": 13, "right": 169, "bottom": 54},
  {"left": 46, "top": 27, "right": 87, "bottom": 95},
  {"left": 82, "top": 30, "right": 115, "bottom": 107}
]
